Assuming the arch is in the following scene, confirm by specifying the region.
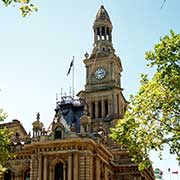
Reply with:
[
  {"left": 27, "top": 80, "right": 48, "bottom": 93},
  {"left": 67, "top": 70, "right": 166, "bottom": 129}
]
[
  {"left": 24, "top": 168, "right": 30, "bottom": 180},
  {"left": 55, "top": 162, "right": 64, "bottom": 180},
  {"left": 4, "top": 169, "right": 11, "bottom": 180},
  {"left": 49, "top": 158, "right": 66, "bottom": 180},
  {"left": 50, "top": 157, "right": 66, "bottom": 167}
]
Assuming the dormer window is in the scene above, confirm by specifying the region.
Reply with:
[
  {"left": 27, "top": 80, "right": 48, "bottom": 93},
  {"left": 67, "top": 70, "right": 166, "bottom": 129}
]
[
  {"left": 55, "top": 127, "right": 62, "bottom": 140},
  {"left": 15, "top": 132, "right": 20, "bottom": 141}
]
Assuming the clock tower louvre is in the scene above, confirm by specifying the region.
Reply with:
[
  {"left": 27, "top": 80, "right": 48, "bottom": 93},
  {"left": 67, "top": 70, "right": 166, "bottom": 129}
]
[{"left": 79, "top": 5, "right": 127, "bottom": 126}]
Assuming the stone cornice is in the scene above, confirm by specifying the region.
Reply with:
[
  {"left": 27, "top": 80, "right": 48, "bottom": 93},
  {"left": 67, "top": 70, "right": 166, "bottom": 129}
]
[{"left": 18, "top": 138, "right": 113, "bottom": 162}]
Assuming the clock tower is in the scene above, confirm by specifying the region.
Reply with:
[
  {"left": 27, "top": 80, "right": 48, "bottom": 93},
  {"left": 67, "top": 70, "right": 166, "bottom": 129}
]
[{"left": 79, "top": 5, "right": 127, "bottom": 133}]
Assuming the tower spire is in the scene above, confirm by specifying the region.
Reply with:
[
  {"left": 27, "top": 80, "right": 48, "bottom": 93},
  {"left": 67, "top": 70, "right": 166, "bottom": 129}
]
[{"left": 91, "top": 5, "right": 115, "bottom": 58}]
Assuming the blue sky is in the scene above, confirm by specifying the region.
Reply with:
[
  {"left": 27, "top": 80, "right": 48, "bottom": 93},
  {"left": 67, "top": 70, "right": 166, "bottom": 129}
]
[{"left": 0, "top": 0, "right": 179, "bottom": 179}]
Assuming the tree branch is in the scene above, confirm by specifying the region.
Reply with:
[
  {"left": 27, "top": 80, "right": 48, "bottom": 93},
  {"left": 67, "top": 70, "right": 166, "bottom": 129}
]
[{"left": 161, "top": 0, "right": 167, "bottom": 9}]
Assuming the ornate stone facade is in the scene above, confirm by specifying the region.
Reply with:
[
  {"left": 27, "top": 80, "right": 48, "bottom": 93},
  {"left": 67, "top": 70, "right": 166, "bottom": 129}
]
[{"left": 0, "top": 5, "right": 155, "bottom": 180}]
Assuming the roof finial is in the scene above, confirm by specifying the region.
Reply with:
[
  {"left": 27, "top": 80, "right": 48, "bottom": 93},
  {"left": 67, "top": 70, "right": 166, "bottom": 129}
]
[
  {"left": 36, "top": 112, "right": 40, "bottom": 122},
  {"left": 56, "top": 93, "right": 58, "bottom": 108}
]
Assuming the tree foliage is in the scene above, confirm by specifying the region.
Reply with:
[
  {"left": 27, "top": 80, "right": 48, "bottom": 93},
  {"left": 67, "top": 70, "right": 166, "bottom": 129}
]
[
  {"left": 111, "top": 30, "right": 180, "bottom": 171},
  {"left": 1, "top": 0, "right": 37, "bottom": 17},
  {"left": 1, "top": 0, "right": 167, "bottom": 17},
  {"left": 0, "top": 109, "right": 11, "bottom": 173}
]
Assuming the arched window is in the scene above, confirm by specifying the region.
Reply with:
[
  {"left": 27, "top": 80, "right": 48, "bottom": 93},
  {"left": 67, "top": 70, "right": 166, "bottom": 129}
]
[
  {"left": 55, "top": 163, "right": 64, "bottom": 180},
  {"left": 55, "top": 127, "right": 62, "bottom": 140},
  {"left": 4, "top": 169, "right": 11, "bottom": 180},
  {"left": 24, "top": 169, "right": 30, "bottom": 180}
]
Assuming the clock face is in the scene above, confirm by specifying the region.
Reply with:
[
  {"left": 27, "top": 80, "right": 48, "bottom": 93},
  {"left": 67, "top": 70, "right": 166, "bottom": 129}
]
[{"left": 95, "top": 67, "right": 106, "bottom": 80}]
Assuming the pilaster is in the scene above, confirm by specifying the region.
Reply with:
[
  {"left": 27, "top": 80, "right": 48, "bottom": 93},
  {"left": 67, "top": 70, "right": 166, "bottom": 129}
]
[
  {"left": 68, "top": 153, "right": 72, "bottom": 180},
  {"left": 96, "top": 157, "right": 100, "bottom": 179},
  {"left": 43, "top": 156, "right": 48, "bottom": 180},
  {"left": 30, "top": 154, "right": 38, "bottom": 180},
  {"left": 73, "top": 153, "right": 79, "bottom": 180},
  {"left": 38, "top": 154, "right": 42, "bottom": 180},
  {"left": 105, "top": 166, "right": 109, "bottom": 180}
]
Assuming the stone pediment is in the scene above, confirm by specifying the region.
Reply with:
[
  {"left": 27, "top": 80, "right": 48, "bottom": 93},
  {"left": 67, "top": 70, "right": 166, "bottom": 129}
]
[{"left": 0, "top": 119, "right": 28, "bottom": 141}]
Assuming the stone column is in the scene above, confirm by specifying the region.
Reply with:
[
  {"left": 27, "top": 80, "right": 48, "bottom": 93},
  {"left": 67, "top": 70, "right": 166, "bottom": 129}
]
[
  {"left": 100, "top": 27, "right": 102, "bottom": 39},
  {"left": 95, "top": 101, "right": 99, "bottom": 118},
  {"left": 94, "top": 29, "right": 97, "bottom": 42},
  {"left": 63, "top": 165, "right": 66, "bottom": 180},
  {"left": 49, "top": 166, "right": 53, "bottom": 180},
  {"left": 43, "top": 156, "right": 48, "bottom": 180},
  {"left": 86, "top": 66, "right": 89, "bottom": 83},
  {"left": 114, "top": 94, "right": 117, "bottom": 115},
  {"left": 102, "top": 99, "right": 105, "bottom": 118},
  {"left": 73, "top": 153, "right": 79, "bottom": 180},
  {"left": 108, "top": 100, "right": 112, "bottom": 116},
  {"left": 38, "top": 154, "right": 42, "bottom": 180},
  {"left": 105, "top": 27, "right": 107, "bottom": 40},
  {"left": 68, "top": 154, "right": 72, "bottom": 180},
  {"left": 96, "top": 157, "right": 100, "bottom": 179},
  {"left": 105, "top": 166, "right": 108, "bottom": 180},
  {"left": 109, "top": 31, "right": 112, "bottom": 42}
]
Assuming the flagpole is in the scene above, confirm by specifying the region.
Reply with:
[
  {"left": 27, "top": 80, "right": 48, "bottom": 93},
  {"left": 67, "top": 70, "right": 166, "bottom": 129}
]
[
  {"left": 72, "top": 56, "right": 75, "bottom": 97},
  {"left": 170, "top": 171, "right": 171, "bottom": 180}
]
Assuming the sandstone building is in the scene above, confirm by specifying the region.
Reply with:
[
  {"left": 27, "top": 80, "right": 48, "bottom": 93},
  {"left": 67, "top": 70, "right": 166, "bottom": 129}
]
[{"left": 0, "top": 5, "right": 155, "bottom": 180}]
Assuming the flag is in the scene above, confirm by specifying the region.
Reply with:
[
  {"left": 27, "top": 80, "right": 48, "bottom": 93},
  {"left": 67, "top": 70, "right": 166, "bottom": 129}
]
[
  {"left": 67, "top": 58, "right": 74, "bottom": 76},
  {"left": 172, "top": 171, "right": 178, "bottom": 174}
]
